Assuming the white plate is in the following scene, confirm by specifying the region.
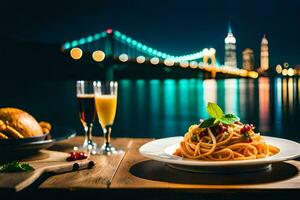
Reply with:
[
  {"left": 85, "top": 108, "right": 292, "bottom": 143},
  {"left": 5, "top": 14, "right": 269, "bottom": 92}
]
[{"left": 139, "top": 136, "right": 300, "bottom": 172}]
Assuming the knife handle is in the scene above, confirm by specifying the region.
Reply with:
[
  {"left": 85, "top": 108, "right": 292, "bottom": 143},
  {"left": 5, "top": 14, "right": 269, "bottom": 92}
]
[{"left": 14, "top": 160, "right": 95, "bottom": 192}]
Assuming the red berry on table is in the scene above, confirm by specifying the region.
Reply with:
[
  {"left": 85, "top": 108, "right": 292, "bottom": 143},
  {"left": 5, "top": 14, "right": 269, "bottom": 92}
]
[{"left": 66, "top": 152, "right": 88, "bottom": 161}]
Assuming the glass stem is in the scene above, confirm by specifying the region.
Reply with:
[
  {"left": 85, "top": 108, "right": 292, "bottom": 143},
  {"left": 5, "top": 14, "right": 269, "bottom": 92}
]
[
  {"left": 103, "top": 125, "right": 112, "bottom": 149},
  {"left": 86, "top": 123, "right": 94, "bottom": 148}
]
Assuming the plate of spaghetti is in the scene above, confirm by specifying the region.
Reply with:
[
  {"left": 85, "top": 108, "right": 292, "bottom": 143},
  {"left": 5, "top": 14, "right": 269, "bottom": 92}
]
[{"left": 139, "top": 103, "right": 300, "bottom": 172}]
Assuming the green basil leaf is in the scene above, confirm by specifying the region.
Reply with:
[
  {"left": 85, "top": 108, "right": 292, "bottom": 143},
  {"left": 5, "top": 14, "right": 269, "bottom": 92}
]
[
  {"left": 199, "top": 118, "right": 215, "bottom": 128},
  {"left": 207, "top": 102, "right": 224, "bottom": 119},
  {"left": 20, "top": 163, "right": 34, "bottom": 172},
  {"left": 219, "top": 114, "right": 240, "bottom": 124},
  {"left": 0, "top": 161, "right": 34, "bottom": 173},
  {"left": 213, "top": 118, "right": 220, "bottom": 124}
]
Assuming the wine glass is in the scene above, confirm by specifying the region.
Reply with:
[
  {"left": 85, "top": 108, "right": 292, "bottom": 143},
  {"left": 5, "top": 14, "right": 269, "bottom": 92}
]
[
  {"left": 76, "top": 80, "right": 98, "bottom": 154},
  {"left": 93, "top": 81, "right": 122, "bottom": 154}
]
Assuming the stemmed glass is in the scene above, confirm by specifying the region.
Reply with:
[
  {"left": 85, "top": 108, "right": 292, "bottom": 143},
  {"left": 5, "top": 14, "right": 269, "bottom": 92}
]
[
  {"left": 76, "top": 80, "right": 98, "bottom": 154},
  {"left": 93, "top": 81, "right": 122, "bottom": 154}
]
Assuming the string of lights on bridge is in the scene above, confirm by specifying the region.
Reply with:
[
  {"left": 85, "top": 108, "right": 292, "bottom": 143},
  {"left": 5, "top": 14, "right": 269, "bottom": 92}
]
[{"left": 63, "top": 28, "right": 259, "bottom": 78}]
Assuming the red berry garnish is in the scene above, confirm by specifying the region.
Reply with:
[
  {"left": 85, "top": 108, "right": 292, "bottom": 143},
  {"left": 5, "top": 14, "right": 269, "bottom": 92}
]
[
  {"left": 70, "top": 152, "right": 77, "bottom": 156},
  {"left": 67, "top": 152, "right": 87, "bottom": 161},
  {"left": 240, "top": 124, "right": 254, "bottom": 134},
  {"left": 79, "top": 152, "right": 87, "bottom": 159},
  {"left": 217, "top": 125, "right": 227, "bottom": 134},
  {"left": 199, "top": 130, "right": 207, "bottom": 138}
]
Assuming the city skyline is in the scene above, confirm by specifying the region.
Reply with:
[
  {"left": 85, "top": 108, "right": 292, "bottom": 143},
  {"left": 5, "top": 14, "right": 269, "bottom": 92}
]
[
  {"left": 2, "top": 0, "right": 300, "bottom": 67},
  {"left": 65, "top": 24, "right": 271, "bottom": 71},
  {"left": 224, "top": 25, "right": 270, "bottom": 70}
]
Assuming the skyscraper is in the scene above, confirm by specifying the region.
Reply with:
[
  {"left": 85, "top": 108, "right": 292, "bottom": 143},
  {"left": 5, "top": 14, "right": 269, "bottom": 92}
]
[
  {"left": 260, "top": 34, "right": 269, "bottom": 71},
  {"left": 242, "top": 48, "right": 255, "bottom": 70},
  {"left": 224, "top": 24, "right": 237, "bottom": 68}
]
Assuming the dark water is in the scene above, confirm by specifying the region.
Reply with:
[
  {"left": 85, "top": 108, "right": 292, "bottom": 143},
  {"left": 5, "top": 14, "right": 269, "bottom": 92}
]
[
  {"left": 0, "top": 78, "right": 299, "bottom": 141},
  {"left": 117, "top": 78, "right": 300, "bottom": 141}
]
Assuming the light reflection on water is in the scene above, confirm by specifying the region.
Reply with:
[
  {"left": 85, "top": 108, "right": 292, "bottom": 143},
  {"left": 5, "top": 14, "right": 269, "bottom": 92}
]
[
  {"left": 224, "top": 79, "right": 238, "bottom": 115},
  {"left": 0, "top": 78, "right": 298, "bottom": 141},
  {"left": 259, "top": 77, "right": 270, "bottom": 133},
  {"left": 274, "top": 78, "right": 282, "bottom": 136},
  {"left": 116, "top": 78, "right": 300, "bottom": 141}
]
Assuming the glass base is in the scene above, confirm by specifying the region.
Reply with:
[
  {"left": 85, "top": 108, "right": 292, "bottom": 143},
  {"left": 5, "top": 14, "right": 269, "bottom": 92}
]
[
  {"left": 99, "top": 143, "right": 124, "bottom": 155},
  {"left": 73, "top": 140, "right": 99, "bottom": 155}
]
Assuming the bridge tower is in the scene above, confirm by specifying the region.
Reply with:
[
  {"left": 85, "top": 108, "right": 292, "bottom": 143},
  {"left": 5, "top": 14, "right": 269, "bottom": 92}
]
[
  {"left": 203, "top": 48, "right": 216, "bottom": 66},
  {"left": 203, "top": 48, "right": 217, "bottom": 78},
  {"left": 103, "top": 28, "right": 115, "bottom": 81}
]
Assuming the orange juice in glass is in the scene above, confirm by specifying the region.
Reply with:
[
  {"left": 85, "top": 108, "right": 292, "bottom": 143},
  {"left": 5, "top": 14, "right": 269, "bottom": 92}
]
[
  {"left": 93, "top": 81, "right": 122, "bottom": 154},
  {"left": 95, "top": 95, "right": 117, "bottom": 129}
]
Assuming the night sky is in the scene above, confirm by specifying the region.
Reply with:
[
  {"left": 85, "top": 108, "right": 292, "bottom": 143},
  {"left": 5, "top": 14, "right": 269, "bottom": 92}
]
[{"left": 2, "top": 0, "right": 300, "bottom": 66}]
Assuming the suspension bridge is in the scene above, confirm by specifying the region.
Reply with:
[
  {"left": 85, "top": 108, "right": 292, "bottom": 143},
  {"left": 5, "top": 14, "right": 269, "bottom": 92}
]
[{"left": 62, "top": 28, "right": 258, "bottom": 80}]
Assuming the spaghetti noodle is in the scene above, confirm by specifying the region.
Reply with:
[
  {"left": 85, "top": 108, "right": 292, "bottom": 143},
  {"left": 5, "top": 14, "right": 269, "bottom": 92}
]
[{"left": 174, "top": 121, "right": 279, "bottom": 161}]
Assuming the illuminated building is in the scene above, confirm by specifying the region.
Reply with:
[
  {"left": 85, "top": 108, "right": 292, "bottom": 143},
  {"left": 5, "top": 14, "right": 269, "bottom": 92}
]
[
  {"left": 224, "top": 24, "right": 237, "bottom": 68},
  {"left": 242, "top": 48, "right": 255, "bottom": 70},
  {"left": 260, "top": 34, "right": 269, "bottom": 71}
]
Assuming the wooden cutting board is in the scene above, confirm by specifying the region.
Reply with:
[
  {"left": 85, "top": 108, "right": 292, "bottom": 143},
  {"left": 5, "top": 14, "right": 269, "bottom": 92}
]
[{"left": 0, "top": 150, "right": 95, "bottom": 191}]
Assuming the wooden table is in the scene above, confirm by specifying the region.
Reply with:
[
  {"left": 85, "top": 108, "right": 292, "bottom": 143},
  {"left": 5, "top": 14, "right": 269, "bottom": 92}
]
[{"left": 2, "top": 136, "right": 300, "bottom": 200}]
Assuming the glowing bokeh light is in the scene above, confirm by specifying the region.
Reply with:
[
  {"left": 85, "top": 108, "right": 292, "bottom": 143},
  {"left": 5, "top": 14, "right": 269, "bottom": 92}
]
[
  {"left": 248, "top": 71, "right": 259, "bottom": 79},
  {"left": 70, "top": 47, "right": 83, "bottom": 60},
  {"left": 106, "top": 28, "right": 113, "bottom": 34},
  {"left": 202, "top": 48, "right": 209, "bottom": 56},
  {"left": 189, "top": 61, "right": 198, "bottom": 68},
  {"left": 136, "top": 56, "right": 146, "bottom": 64},
  {"left": 276, "top": 64, "right": 282, "bottom": 74},
  {"left": 209, "top": 48, "right": 216, "bottom": 55},
  {"left": 92, "top": 50, "right": 105, "bottom": 62},
  {"left": 179, "top": 61, "right": 189, "bottom": 68},
  {"left": 142, "top": 45, "right": 147, "bottom": 51},
  {"left": 239, "top": 69, "right": 248, "bottom": 77},
  {"left": 121, "top": 34, "right": 127, "bottom": 40},
  {"left": 282, "top": 69, "right": 288, "bottom": 76},
  {"left": 119, "top": 53, "right": 129, "bottom": 62},
  {"left": 64, "top": 43, "right": 71, "bottom": 49},
  {"left": 131, "top": 40, "right": 137, "bottom": 46},
  {"left": 71, "top": 40, "right": 78, "bottom": 47},
  {"left": 126, "top": 37, "right": 132, "bottom": 43},
  {"left": 287, "top": 68, "right": 294, "bottom": 76},
  {"left": 150, "top": 57, "right": 160, "bottom": 65},
  {"left": 86, "top": 36, "right": 93, "bottom": 42},
  {"left": 164, "top": 59, "right": 174, "bottom": 66},
  {"left": 137, "top": 43, "right": 143, "bottom": 48},
  {"left": 79, "top": 38, "right": 86, "bottom": 45},
  {"left": 94, "top": 33, "right": 101, "bottom": 40},
  {"left": 114, "top": 31, "right": 121, "bottom": 37}
]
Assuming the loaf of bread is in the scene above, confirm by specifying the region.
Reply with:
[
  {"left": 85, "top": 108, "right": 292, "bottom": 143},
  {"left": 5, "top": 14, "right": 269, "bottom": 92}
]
[{"left": 0, "top": 107, "right": 51, "bottom": 139}]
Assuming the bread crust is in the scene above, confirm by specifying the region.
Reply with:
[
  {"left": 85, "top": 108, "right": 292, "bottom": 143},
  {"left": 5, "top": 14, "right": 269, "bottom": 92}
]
[{"left": 0, "top": 108, "right": 43, "bottom": 137}]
